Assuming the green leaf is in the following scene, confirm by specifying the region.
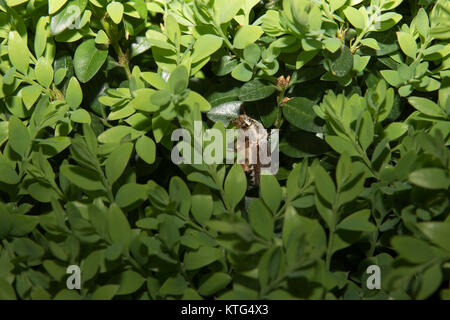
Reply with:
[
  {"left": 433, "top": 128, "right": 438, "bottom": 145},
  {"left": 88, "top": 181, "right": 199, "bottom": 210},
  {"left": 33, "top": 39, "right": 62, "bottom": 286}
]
[
  {"left": 243, "top": 43, "right": 261, "bottom": 65},
  {"left": 358, "top": 110, "right": 374, "bottom": 150},
  {"left": 98, "top": 126, "right": 142, "bottom": 144},
  {"left": 258, "top": 246, "right": 282, "bottom": 289},
  {"left": 35, "top": 57, "right": 54, "bottom": 88},
  {"left": 224, "top": 163, "right": 247, "bottom": 210},
  {"left": 136, "top": 135, "right": 156, "bottom": 164},
  {"left": 49, "top": 0, "right": 68, "bottom": 14},
  {"left": 136, "top": 218, "right": 158, "bottom": 230},
  {"left": 9, "top": 116, "right": 31, "bottom": 158},
  {"left": 74, "top": 39, "right": 108, "bottom": 83},
  {"left": 248, "top": 199, "right": 274, "bottom": 240},
  {"left": 105, "top": 243, "right": 123, "bottom": 261},
  {"left": 165, "top": 14, "right": 180, "bottom": 47},
  {"left": 337, "top": 209, "right": 376, "bottom": 232},
  {"left": 108, "top": 203, "right": 132, "bottom": 247},
  {"left": 233, "top": 25, "right": 263, "bottom": 49},
  {"left": 198, "top": 273, "right": 231, "bottom": 296},
  {"left": 323, "top": 38, "right": 342, "bottom": 53},
  {"left": 296, "top": 50, "right": 319, "bottom": 69},
  {"left": 415, "top": 8, "right": 430, "bottom": 38},
  {"left": 168, "top": 65, "right": 189, "bottom": 94},
  {"left": 360, "top": 38, "right": 380, "bottom": 50},
  {"left": 160, "top": 274, "right": 187, "bottom": 296},
  {"left": 115, "top": 270, "right": 145, "bottom": 295},
  {"left": 34, "top": 17, "right": 49, "bottom": 59},
  {"left": 382, "top": 122, "right": 408, "bottom": 141},
  {"left": 409, "top": 168, "right": 450, "bottom": 190},
  {"left": 191, "top": 193, "right": 213, "bottom": 226},
  {"left": 129, "top": 88, "right": 159, "bottom": 112},
  {"left": 66, "top": 77, "right": 83, "bottom": 109},
  {"left": 238, "top": 79, "right": 276, "bottom": 101},
  {"left": 397, "top": 32, "right": 417, "bottom": 58},
  {"left": 311, "top": 162, "right": 336, "bottom": 205},
  {"left": 408, "top": 96, "right": 446, "bottom": 117},
  {"left": 95, "top": 30, "right": 109, "bottom": 45},
  {"left": 184, "top": 246, "right": 223, "bottom": 270},
  {"left": 329, "top": 45, "right": 353, "bottom": 77},
  {"left": 0, "top": 164, "right": 20, "bottom": 185},
  {"left": 418, "top": 222, "right": 450, "bottom": 251},
  {"left": 336, "top": 152, "right": 351, "bottom": 188},
  {"left": 159, "top": 215, "right": 180, "bottom": 250},
  {"left": 21, "top": 85, "right": 42, "bottom": 109},
  {"left": 0, "top": 278, "right": 16, "bottom": 300},
  {"left": 60, "top": 165, "right": 104, "bottom": 191},
  {"left": 107, "top": 2, "right": 124, "bottom": 24},
  {"left": 329, "top": 0, "right": 347, "bottom": 11},
  {"left": 416, "top": 264, "right": 442, "bottom": 300},
  {"left": 150, "top": 90, "right": 172, "bottom": 107},
  {"left": 115, "top": 183, "right": 147, "bottom": 208},
  {"left": 152, "top": 115, "right": 169, "bottom": 143},
  {"left": 9, "top": 215, "right": 38, "bottom": 237},
  {"left": 141, "top": 72, "right": 165, "bottom": 90},
  {"left": 91, "top": 285, "right": 119, "bottom": 300},
  {"left": 282, "top": 97, "right": 322, "bottom": 132},
  {"left": 260, "top": 175, "right": 281, "bottom": 213},
  {"left": 0, "top": 205, "right": 11, "bottom": 239},
  {"left": 54, "top": 68, "right": 67, "bottom": 85},
  {"left": 343, "top": 7, "right": 365, "bottom": 29},
  {"left": 70, "top": 109, "right": 91, "bottom": 124},
  {"left": 380, "top": 70, "right": 402, "bottom": 87},
  {"left": 54, "top": 290, "right": 81, "bottom": 300},
  {"left": 325, "top": 135, "right": 359, "bottom": 156},
  {"left": 169, "top": 176, "right": 191, "bottom": 216},
  {"left": 12, "top": 238, "right": 44, "bottom": 261},
  {"left": 191, "top": 35, "right": 223, "bottom": 63},
  {"left": 214, "top": 0, "right": 243, "bottom": 24},
  {"left": 231, "top": 62, "right": 253, "bottom": 82},
  {"left": 188, "top": 172, "right": 219, "bottom": 190},
  {"left": 8, "top": 31, "right": 30, "bottom": 74},
  {"left": 391, "top": 236, "right": 434, "bottom": 264},
  {"left": 105, "top": 142, "right": 134, "bottom": 184}
]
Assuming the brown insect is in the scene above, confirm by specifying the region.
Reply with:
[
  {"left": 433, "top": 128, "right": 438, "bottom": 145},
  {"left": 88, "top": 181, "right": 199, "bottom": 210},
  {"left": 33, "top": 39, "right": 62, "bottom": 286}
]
[{"left": 231, "top": 113, "right": 273, "bottom": 190}]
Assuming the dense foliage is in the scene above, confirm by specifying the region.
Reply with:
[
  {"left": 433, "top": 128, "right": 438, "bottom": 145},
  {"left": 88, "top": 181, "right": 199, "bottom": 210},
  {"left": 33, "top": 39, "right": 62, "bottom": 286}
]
[{"left": 0, "top": 0, "right": 449, "bottom": 300}]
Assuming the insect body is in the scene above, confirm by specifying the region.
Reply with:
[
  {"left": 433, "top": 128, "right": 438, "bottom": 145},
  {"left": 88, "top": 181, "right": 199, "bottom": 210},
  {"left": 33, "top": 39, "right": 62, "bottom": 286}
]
[{"left": 233, "top": 114, "right": 272, "bottom": 190}]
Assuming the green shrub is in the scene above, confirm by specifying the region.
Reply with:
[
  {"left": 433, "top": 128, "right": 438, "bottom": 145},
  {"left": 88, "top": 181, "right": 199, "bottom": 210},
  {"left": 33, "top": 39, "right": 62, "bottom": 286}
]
[{"left": 0, "top": 0, "right": 449, "bottom": 300}]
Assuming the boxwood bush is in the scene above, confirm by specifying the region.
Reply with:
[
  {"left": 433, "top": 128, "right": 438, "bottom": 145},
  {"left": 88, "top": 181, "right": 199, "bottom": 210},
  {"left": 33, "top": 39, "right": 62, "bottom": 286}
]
[{"left": 0, "top": 0, "right": 449, "bottom": 300}]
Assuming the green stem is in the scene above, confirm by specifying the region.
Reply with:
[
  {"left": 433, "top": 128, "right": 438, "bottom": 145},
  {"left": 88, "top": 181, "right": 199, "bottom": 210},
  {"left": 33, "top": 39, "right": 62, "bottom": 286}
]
[
  {"left": 91, "top": 152, "right": 114, "bottom": 202},
  {"left": 275, "top": 88, "right": 286, "bottom": 128},
  {"left": 350, "top": 9, "right": 380, "bottom": 53},
  {"left": 175, "top": 211, "right": 216, "bottom": 239},
  {"left": 113, "top": 42, "right": 132, "bottom": 79},
  {"left": 274, "top": 181, "right": 313, "bottom": 221},
  {"left": 325, "top": 191, "right": 340, "bottom": 271},
  {"left": 15, "top": 72, "right": 54, "bottom": 99},
  {"left": 213, "top": 21, "right": 239, "bottom": 58},
  {"left": 368, "top": 228, "right": 379, "bottom": 257},
  {"left": 260, "top": 258, "right": 310, "bottom": 298},
  {"left": 101, "top": 18, "right": 132, "bottom": 79},
  {"left": 325, "top": 225, "right": 335, "bottom": 270},
  {"left": 208, "top": 165, "right": 232, "bottom": 213},
  {"left": 124, "top": 250, "right": 150, "bottom": 277}
]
